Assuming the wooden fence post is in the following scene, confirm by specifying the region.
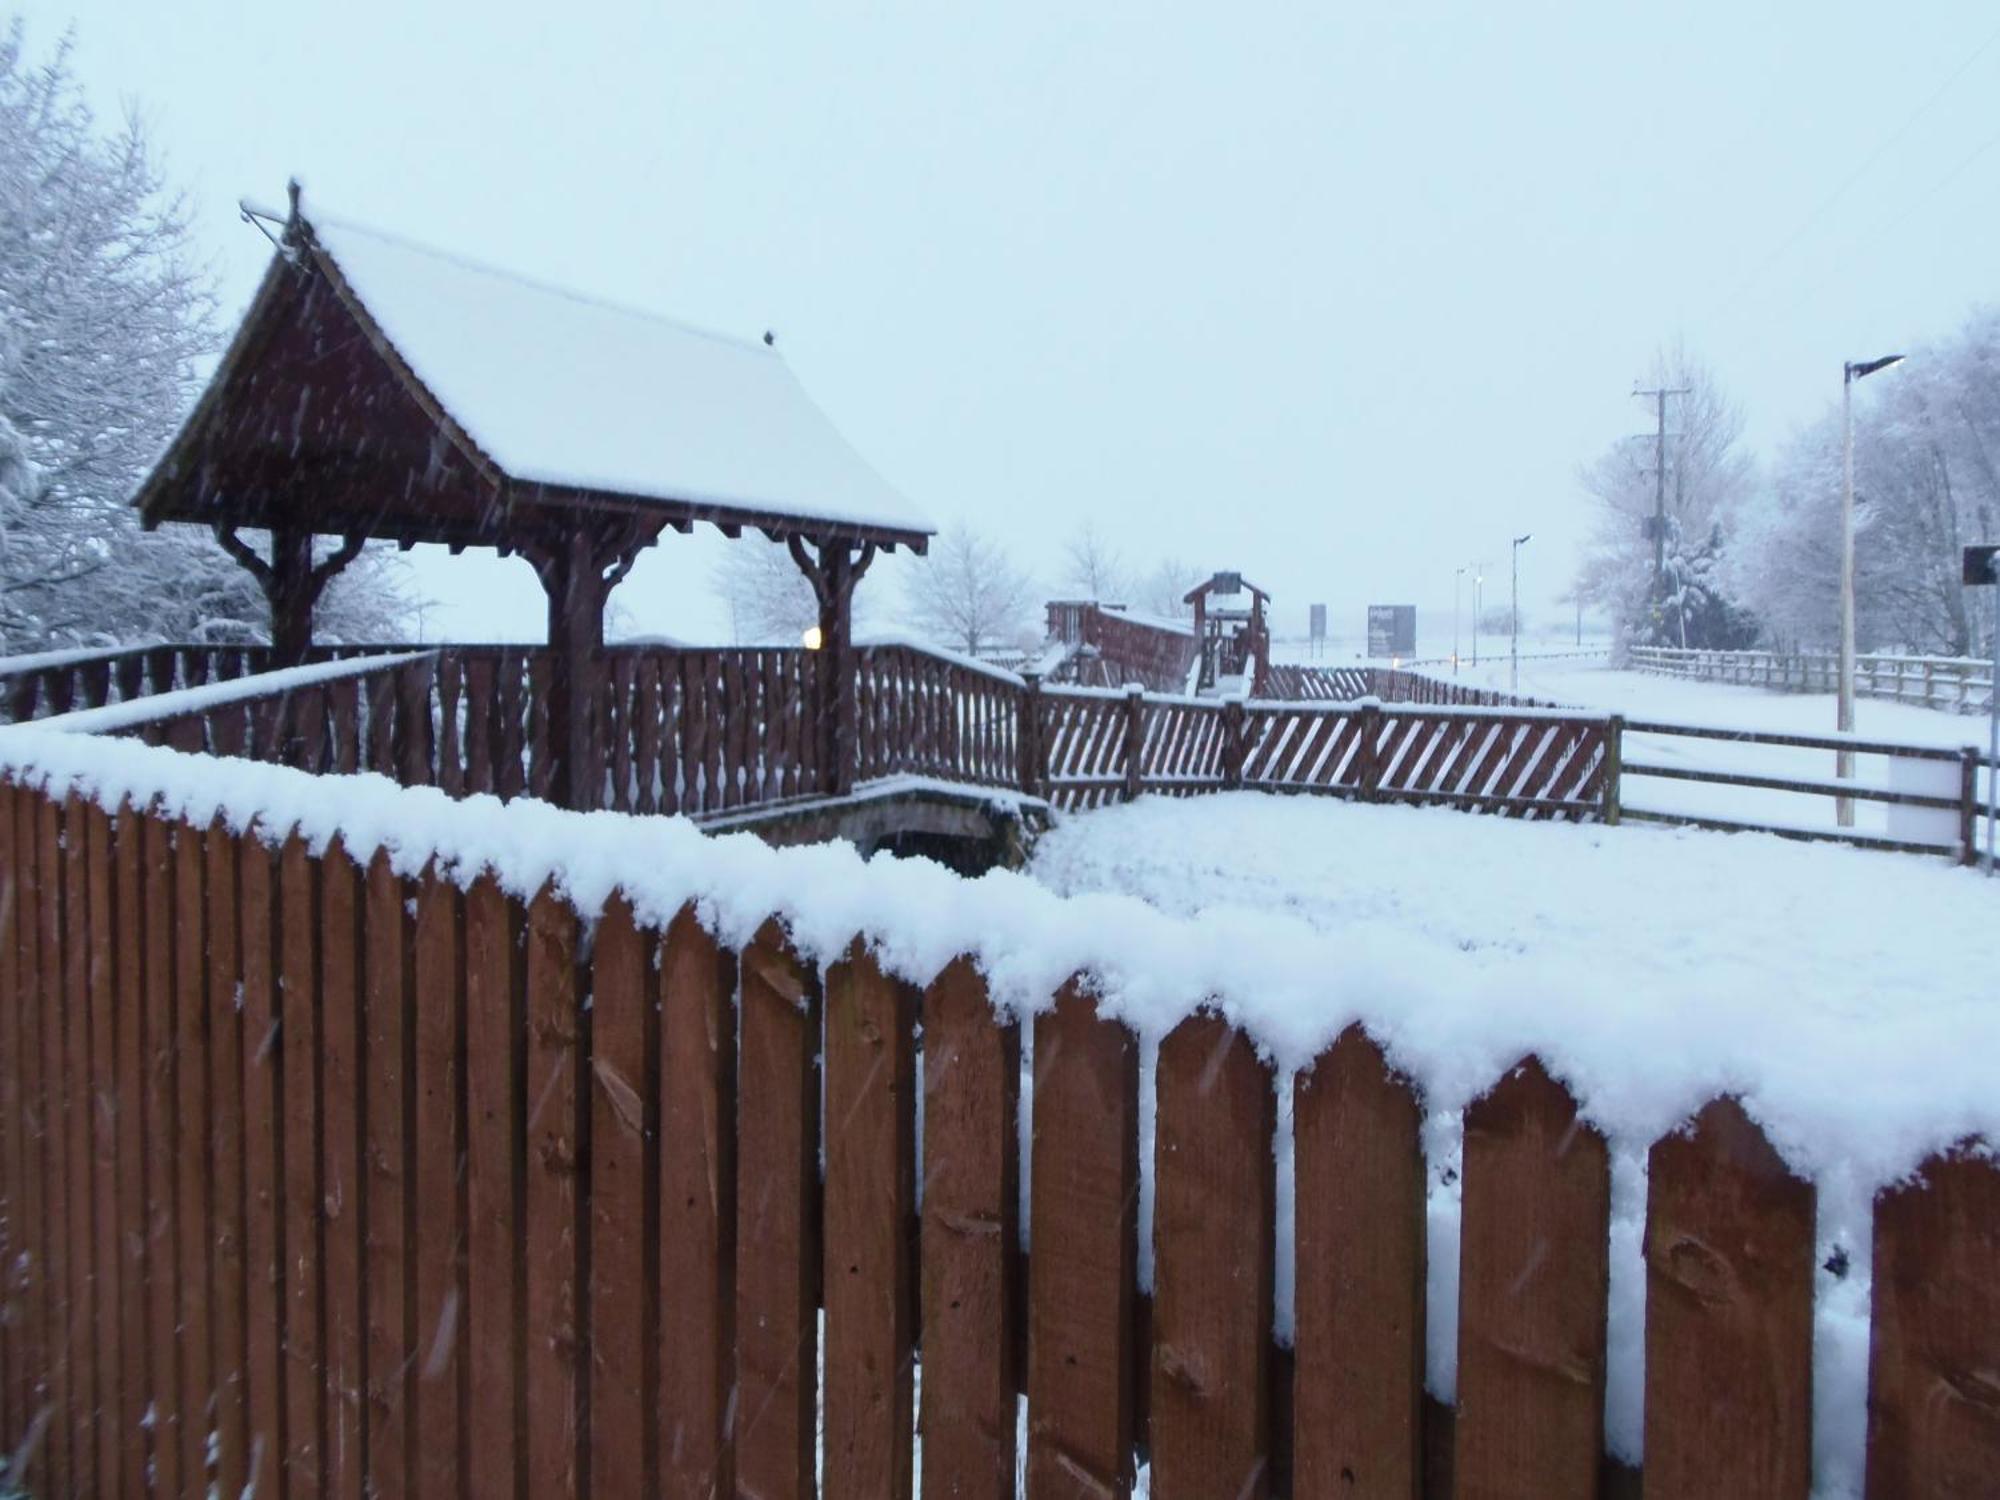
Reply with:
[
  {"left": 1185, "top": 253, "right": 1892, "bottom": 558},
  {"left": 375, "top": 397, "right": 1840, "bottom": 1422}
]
[
  {"left": 1019, "top": 673, "right": 1044, "bottom": 800},
  {"left": 1358, "top": 703, "right": 1383, "bottom": 802},
  {"left": 1222, "top": 699, "right": 1244, "bottom": 791},
  {"left": 1123, "top": 685, "right": 1145, "bottom": 802},
  {"left": 1960, "top": 746, "right": 1979, "bottom": 866},
  {"left": 1603, "top": 715, "right": 1624, "bottom": 826}
]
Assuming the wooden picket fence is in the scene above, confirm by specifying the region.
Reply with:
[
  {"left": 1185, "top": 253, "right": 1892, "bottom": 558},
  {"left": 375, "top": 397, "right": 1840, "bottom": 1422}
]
[
  {"left": 0, "top": 773, "right": 1994, "bottom": 1498},
  {"left": 1031, "top": 687, "right": 1608, "bottom": 819}
]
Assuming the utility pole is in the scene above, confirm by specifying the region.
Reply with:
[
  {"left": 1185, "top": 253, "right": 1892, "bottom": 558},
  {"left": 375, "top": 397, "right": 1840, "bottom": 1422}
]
[
  {"left": 1634, "top": 384, "right": 1691, "bottom": 611},
  {"left": 1453, "top": 566, "right": 1466, "bottom": 673}
]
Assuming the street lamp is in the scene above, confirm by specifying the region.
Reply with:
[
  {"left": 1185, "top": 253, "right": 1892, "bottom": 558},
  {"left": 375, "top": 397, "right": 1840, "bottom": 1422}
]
[
  {"left": 1837, "top": 352, "right": 1906, "bottom": 826},
  {"left": 1511, "top": 534, "right": 1532, "bottom": 695},
  {"left": 1454, "top": 565, "right": 1468, "bottom": 673},
  {"left": 1472, "top": 564, "right": 1485, "bottom": 667}
]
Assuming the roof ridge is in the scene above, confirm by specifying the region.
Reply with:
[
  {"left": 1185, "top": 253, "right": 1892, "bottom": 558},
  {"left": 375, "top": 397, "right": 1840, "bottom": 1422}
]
[{"left": 296, "top": 196, "right": 779, "bottom": 361}]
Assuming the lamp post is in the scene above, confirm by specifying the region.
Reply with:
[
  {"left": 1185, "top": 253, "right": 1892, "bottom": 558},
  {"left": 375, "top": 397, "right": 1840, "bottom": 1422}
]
[
  {"left": 1837, "top": 353, "right": 1905, "bottom": 826},
  {"left": 1472, "top": 564, "right": 1485, "bottom": 668},
  {"left": 1511, "top": 534, "right": 1532, "bottom": 695},
  {"left": 1454, "top": 565, "right": 1468, "bottom": 673}
]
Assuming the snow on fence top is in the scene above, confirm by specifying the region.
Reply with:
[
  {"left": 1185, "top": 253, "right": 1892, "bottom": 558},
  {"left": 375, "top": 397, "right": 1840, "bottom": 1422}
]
[
  {"left": 302, "top": 199, "right": 933, "bottom": 537},
  {"left": 0, "top": 719, "right": 1990, "bottom": 1210},
  {"left": 32, "top": 650, "right": 430, "bottom": 736}
]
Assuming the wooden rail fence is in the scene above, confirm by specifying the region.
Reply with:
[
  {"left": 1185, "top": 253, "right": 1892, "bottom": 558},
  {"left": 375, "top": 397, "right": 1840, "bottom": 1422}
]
[
  {"left": 0, "top": 774, "right": 1993, "bottom": 1497},
  {"left": 1629, "top": 644, "right": 1997, "bottom": 713}
]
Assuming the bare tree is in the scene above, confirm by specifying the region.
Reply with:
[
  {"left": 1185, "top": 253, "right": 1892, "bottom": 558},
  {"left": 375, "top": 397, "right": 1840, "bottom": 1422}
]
[
  {"left": 0, "top": 22, "right": 410, "bottom": 651},
  {"left": 1062, "top": 521, "right": 1129, "bottom": 602},
  {"left": 1136, "top": 555, "right": 1203, "bottom": 619},
  {"left": 712, "top": 536, "right": 822, "bottom": 643},
  {"left": 902, "top": 523, "right": 1038, "bottom": 655}
]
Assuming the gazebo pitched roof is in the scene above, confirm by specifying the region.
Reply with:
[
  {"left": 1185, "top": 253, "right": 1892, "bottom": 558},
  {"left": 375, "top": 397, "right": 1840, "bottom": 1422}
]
[{"left": 135, "top": 194, "right": 934, "bottom": 554}]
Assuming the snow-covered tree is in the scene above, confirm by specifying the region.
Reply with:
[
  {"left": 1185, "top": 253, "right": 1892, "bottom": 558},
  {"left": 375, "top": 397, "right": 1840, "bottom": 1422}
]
[
  {"left": 0, "top": 21, "right": 410, "bottom": 652},
  {"left": 1574, "top": 344, "right": 1755, "bottom": 648},
  {"left": 1733, "top": 309, "right": 2000, "bottom": 657},
  {"left": 903, "top": 523, "right": 1038, "bottom": 655}
]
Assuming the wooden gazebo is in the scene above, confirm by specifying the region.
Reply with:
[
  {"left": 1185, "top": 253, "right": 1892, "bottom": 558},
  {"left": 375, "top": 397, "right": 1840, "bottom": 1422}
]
[
  {"left": 134, "top": 184, "right": 932, "bottom": 806},
  {"left": 1184, "top": 572, "right": 1271, "bottom": 694}
]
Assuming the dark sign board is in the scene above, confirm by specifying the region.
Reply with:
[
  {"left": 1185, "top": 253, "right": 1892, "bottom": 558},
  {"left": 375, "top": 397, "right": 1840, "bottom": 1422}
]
[
  {"left": 1212, "top": 571, "right": 1244, "bottom": 596},
  {"left": 1367, "top": 604, "right": 1416, "bottom": 658},
  {"left": 1964, "top": 544, "right": 2000, "bottom": 586},
  {"left": 1308, "top": 603, "right": 1327, "bottom": 641}
]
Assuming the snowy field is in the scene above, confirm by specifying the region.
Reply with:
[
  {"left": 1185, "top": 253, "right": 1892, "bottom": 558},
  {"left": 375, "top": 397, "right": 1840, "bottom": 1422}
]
[{"left": 1029, "top": 792, "right": 2000, "bottom": 1494}]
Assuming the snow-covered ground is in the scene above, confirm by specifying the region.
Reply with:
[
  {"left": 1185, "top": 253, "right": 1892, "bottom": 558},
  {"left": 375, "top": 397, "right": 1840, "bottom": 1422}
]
[{"left": 1029, "top": 792, "right": 2000, "bottom": 1494}]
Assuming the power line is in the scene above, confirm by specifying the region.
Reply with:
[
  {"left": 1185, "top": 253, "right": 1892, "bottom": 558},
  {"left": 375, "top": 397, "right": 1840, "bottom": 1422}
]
[
  {"left": 1735, "top": 117, "right": 2000, "bottom": 338},
  {"left": 1713, "top": 16, "right": 2000, "bottom": 317}
]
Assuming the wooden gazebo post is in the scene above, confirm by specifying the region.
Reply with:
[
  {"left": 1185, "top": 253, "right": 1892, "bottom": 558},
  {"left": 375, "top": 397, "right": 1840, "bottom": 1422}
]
[
  {"left": 213, "top": 523, "right": 368, "bottom": 668},
  {"left": 790, "top": 535, "right": 876, "bottom": 797},
  {"left": 527, "top": 524, "right": 648, "bottom": 812}
]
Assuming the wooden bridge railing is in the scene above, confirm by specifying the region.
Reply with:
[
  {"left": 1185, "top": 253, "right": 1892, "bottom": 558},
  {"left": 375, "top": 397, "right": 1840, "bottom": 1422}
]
[
  {"left": 0, "top": 641, "right": 434, "bottom": 725},
  {"left": 31, "top": 644, "right": 1991, "bottom": 859},
  {"left": 0, "top": 767, "right": 1991, "bottom": 1497}
]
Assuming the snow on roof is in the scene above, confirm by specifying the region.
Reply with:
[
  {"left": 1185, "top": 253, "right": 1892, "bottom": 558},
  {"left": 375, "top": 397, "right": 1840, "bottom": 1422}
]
[{"left": 299, "top": 200, "right": 934, "bottom": 539}]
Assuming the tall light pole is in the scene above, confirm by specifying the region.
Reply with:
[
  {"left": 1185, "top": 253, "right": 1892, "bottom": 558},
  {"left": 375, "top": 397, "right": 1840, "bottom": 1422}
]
[
  {"left": 1837, "top": 353, "right": 1906, "bottom": 826},
  {"left": 1472, "top": 564, "right": 1485, "bottom": 668},
  {"left": 1454, "top": 565, "right": 1468, "bottom": 673},
  {"left": 1511, "top": 534, "right": 1532, "bottom": 695}
]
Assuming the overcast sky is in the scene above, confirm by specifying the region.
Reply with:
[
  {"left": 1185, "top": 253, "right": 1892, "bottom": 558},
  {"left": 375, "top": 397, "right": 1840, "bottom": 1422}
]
[{"left": 16, "top": 2, "right": 2000, "bottom": 644}]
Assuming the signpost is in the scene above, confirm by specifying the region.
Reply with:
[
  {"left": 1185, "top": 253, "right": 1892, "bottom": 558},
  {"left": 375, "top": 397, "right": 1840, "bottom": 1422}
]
[
  {"left": 1366, "top": 605, "right": 1416, "bottom": 660},
  {"left": 1964, "top": 544, "right": 2000, "bottom": 874},
  {"left": 1308, "top": 604, "right": 1327, "bottom": 659}
]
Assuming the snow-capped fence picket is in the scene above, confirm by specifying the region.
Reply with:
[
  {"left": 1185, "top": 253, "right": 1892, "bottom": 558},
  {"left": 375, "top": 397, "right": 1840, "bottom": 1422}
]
[{"left": 0, "top": 744, "right": 1994, "bottom": 1497}]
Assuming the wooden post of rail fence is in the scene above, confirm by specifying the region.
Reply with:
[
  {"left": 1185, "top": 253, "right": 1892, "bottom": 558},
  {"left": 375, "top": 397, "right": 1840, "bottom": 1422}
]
[
  {"left": 1222, "top": 698, "right": 1245, "bottom": 790},
  {"left": 1123, "top": 685, "right": 1145, "bottom": 802},
  {"left": 1357, "top": 702, "right": 1384, "bottom": 802},
  {"left": 1603, "top": 714, "right": 1624, "bottom": 826},
  {"left": 1959, "top": 746, "right": 1979, "bottom": 866}
]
